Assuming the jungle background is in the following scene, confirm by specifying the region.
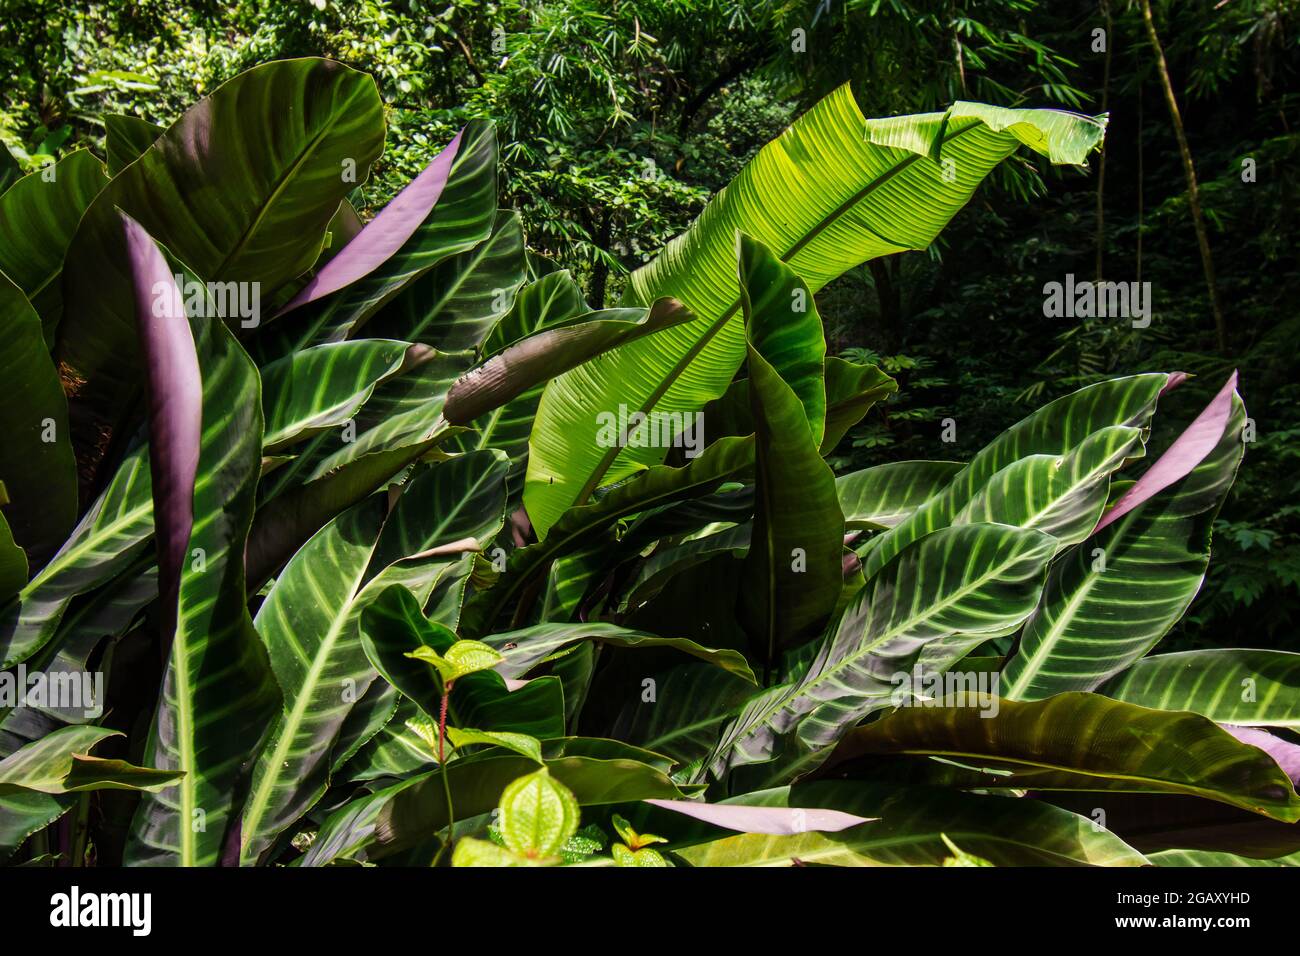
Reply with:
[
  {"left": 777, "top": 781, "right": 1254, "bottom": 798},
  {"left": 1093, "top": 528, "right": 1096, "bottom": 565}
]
[{"left": 0, "top": 0, "right": 1296, "bottom": 651}]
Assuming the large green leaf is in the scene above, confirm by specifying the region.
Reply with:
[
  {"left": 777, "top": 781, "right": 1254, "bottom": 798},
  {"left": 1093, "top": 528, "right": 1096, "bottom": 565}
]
[
  {"left": 481, "top": 622, "right": 756, "bottom": 683},
  {"left": 0, "top": 726, "right": 182, "bottom": 795},
  {"left": 1098, "top": 649, "right": 1300, "bottom": 728},
  {"left": 265, "top": 121, "right": 499, "bottom": 353},
  {"left": 860, "top": 373, "right": 1170, "bottom": 578},
  {"left": 460, "top": 435, "right": 755, "bottom": 636},
  {"left": 364, "top": 209, "right": 527, "bottom": 350},
  {"left": 239, "top": 451, "right": 509, "bottom": 863},
  {"left": 0, "top": 273, "right": 76, "bottom": 571},
  {"left": 57, "top": 58, "right": 385, "bottom": 474},
  {"left": 706, "top": 523, "right": 1057, "bottom": 783},
  {"left": 0, "top": 150, "right": 108, "bottom": 336},
  {"left": 260, "top": 339, "right": 411, "bottom": 450},
  {"left": 103, "top": 113, "right": 164, "bottom": 174},
  {"left": 602, "top": 660, "right": 762, "bottom": 772},
  {"left": 366, "top": 748, "right": 689, "bottom": 860},
  {"left": 524, "top": 90, "right": 1107, "bottom": 536},
  {"left": 126, "top": 317, "right": 280, "bottom": 866},
  {"left": 1001, "top": 392, "right": 1246, "bottom": 699},
  {"left": 828, "top": 693, "right": 1300, "bottom": 822},
  {"left": 737, "top": 235, "right": 842, "bottom": 665},
  {"left": 837, "top": 460, "right": 964, "bottom": 531},
  {"left": 359, "top": 584, "right": 566, "bottom": 741},
  {"left": 674, "top": 781, "right": 1146, "bottom": 866}
]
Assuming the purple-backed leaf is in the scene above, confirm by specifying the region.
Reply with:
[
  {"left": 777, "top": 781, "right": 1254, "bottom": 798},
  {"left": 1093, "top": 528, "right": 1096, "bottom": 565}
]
[
  {"left": 119, "top": 210, "right": 202, "bottom": 650},
  {"left": 1224, "top": 725, "right": 1300, "bottom": 788},
  {"left": 275, "top": 129, "right": 465, "bottom": 317},
  {"left": 1092, "top": 371, "right": 1239, "bottom": 534},
  {"left": 643, "top": 798, "right": 875, "bottom": 835}
]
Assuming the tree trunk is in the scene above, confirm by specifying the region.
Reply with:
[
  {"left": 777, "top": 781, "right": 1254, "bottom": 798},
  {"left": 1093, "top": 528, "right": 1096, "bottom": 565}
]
[
  {"left": 1138, "top": 0, "right": 1227, "bottom": 350},
  {"left": 1095, "top": 0, "right": 1112, "bottom": 281}
]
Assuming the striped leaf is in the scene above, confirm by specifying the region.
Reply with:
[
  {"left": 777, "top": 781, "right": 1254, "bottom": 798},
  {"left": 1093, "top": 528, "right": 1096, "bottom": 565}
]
[
  {"left": 674, "top": 781, "right": 1146, "bottom": 867},
  {"left": 481, "top": 621, "right": 756, "bottom": 683},
  {"left": 238, "top": 451, "right": 509, "bottom": 863},
  {"left": 524, "top": 90, "right": 1106, "bottom": 537},
  {"left": 1001, "top": 389, "right": 1247, "bottom": 699},
  {"left": 706, "top": 523, "right": 1057, "bottom": 783},
  {"left": 460, "top": 435, "right": 755, "bottom": 637},
  {"left": 837, "top": 460, "right": 964, "bottom": 532},
  {"left": 365, "top": 209, "right": 527, "bottom": 351},
  {"left": 267, "top": 121, "right": 498, "bottom": 352},
  {"left": 829, "top": 693, "right": 1300, "bottom": 822},
  {"left": 126, "top": 315, "right": 279, "bottom": 867},
  {"left": 861, "top": 373, "right": 1171, "bottom": 578},
  {"left": 260, "top": 339, "right": 411, "bottom": 450},
  {"left": 0, "top": 726, "right": 181, "bottom": 794},
  {"left": 57, "top": 58, "right": 385, "bottom": 479},
  {"left": 1098, "top": 649, "right": 1300, "bottom": 728}
]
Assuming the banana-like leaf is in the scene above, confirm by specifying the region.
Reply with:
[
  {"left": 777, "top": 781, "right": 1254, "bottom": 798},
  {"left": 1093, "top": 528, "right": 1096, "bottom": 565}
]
[
  {"left": 0, "top": 150, "right": 107, "bottom": 336},
  {"left": 269, "top": 121, "right": 498, "bottom": 351},
  {"left": 674, "top": 781, "right": 1145, "bottom": 867},
  {"left": 737, "top": 235, "right": 842, "bottom": 664},
  {"left": 481, "top": 622, "right": 756, "bottom": 683},
  {"left": 239, "top": 451, "right": 509, "bottom": 863},
  {"left": 707, "top": 523, "right": 1058, "bottom": 782},
  {"left": 837, "top": 460, "right": 964, "bottom": 531},
  {"left": 0, "top": 727, "right": 181, "bottom": 795},
  {"left": 1097, "top": 649, "right": 1300, "bottom": 728},
  {"left": 819, "top": 358, "right": 899, "bottom": 455},
  {"left": 524, "top": 91, "right": 1107, "bottom": 537},
  {"left": 0, "top": 145, "right": 21, "bottom": 194},
  {"left": 1, "top": 791, "right": 69, "bottom": 862},
  {"left": 460, "top": 435, "right": 755, "bottom": 636},
  {"left": 1001, "top": 389, "right": 1246, "bottom": 699},
  {"left": 828, "top": 693, "right": 1300, "bottom": 822},
  {"left": 57, "top": 58, "right": 385, "bottom": 474},
  {"left": 737, "top": 234, "right": 827, "bottom": 441},
  {"left": 0, "top": 273, "right": 76, "bottom": 571},
  {"left": 365, "top": 209, "right": 527, "bottom": 350},
  {"left": 861, "top": 374, "right": 1170, "bottom": 578},
  {"left": 952, "top": 425, "right": 1145, "bottom": 544},
  {"left": 0, "top": 445, "right": 151, "bottom": 671},
  {"left": 126, "top": 311, "right": 279, "bottom": 866},
  {"left": 260, "top": 339, "right": 411, "bottom": 450},
  {"left": 103, "top": 113, "right": 164, "bottom": 174}
]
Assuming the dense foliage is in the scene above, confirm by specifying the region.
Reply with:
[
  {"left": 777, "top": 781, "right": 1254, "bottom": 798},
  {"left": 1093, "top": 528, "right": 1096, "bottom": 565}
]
[{"left": 0, "top": 2, "right": 1297, "bottom": 868}]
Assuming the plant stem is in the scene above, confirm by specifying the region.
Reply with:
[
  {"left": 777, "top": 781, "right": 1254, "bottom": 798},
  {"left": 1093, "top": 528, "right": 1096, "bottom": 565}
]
[
  {"left": 70, "top": 794, "right": 92, "bottom": 866},
  {"left": 431, "top": 681, "right": 456, "bottom": 866}
]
